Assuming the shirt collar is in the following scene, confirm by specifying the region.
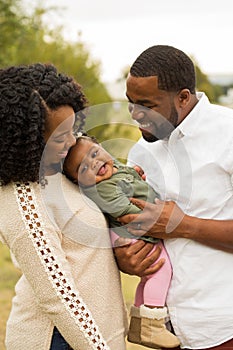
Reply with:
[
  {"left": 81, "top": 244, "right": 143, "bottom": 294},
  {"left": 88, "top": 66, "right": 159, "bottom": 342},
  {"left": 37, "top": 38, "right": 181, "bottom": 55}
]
[{"left": 176, "top": 92, "right": 210, "bottom": 138}]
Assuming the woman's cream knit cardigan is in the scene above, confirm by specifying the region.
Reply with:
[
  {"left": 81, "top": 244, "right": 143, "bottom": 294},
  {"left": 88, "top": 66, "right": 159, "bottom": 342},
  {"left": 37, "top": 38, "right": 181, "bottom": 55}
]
[{"left": 0, "top": 173, "right": 127, "bottom": 350}]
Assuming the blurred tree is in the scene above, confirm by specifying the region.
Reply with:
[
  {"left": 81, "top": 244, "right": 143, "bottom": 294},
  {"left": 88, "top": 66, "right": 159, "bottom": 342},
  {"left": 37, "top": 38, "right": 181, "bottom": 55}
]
[
  {"left": 0, "top": 0, "right": 24, "bottom": 65},
  {"left": 0, "top": 0, "right": 110, "bottom": 105},
  {"left": 195, "top": 63, "right": 223, "bottom": 103}
]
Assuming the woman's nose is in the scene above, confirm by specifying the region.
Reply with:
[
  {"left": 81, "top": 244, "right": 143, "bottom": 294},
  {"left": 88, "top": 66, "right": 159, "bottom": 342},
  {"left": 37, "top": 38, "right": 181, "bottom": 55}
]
[
  {"left": 70, "top": 133, "right": 76, "bottom": 145},
  {"left": 66, "top": 133, "right": 76, "bottom": 149}
]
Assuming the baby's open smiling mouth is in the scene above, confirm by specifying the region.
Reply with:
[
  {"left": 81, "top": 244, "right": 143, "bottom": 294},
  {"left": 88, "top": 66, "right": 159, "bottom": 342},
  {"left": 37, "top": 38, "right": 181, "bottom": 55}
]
[{"left": 97, "top": 164, "right": 107, "bottom": 176}]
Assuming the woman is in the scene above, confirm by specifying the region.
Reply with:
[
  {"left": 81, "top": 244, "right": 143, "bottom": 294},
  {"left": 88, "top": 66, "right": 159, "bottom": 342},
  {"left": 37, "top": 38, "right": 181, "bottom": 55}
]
[{"left": 0, "top": 63, "right": 130, "bottom": 349}]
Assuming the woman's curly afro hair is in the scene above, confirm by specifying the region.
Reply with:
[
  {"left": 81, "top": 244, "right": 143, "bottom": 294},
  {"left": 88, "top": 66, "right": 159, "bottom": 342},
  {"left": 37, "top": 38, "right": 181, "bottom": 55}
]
[{"left": 0, "top": 63, "right": 87, "bottom": 185}]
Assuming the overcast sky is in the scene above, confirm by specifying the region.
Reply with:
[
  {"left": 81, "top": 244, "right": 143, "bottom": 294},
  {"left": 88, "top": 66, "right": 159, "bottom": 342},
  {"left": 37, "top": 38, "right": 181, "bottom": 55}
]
[{"left": 25, "top": 0, "right": 233, "bottom": 82}]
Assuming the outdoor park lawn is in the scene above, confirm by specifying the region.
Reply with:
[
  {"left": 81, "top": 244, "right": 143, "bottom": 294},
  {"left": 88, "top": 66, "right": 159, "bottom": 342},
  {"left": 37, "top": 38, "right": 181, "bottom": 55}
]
[
  {"left": 0, "top": 242, "right": 148, "bottom": 350},
  {"left": 0, "top": 243, "right": 21, "bottom": 350}
]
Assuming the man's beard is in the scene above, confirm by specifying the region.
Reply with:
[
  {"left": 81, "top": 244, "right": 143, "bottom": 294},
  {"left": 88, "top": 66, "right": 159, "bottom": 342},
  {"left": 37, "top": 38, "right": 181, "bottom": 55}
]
[{"left": 142, "top": 107, "right": 178, "bottom": 143}]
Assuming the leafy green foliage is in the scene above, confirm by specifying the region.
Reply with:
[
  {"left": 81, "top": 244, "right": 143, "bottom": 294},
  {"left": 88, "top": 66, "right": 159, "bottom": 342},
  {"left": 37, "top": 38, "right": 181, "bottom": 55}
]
[
  {"left": 194, "top": 59, "right": 224, "bottom": 103},
  {"left": 80, "top": 101, "right": 141, "bottom": 159},
  {"left": 0, "top": 0, "right": 110, "bottom": 105}
]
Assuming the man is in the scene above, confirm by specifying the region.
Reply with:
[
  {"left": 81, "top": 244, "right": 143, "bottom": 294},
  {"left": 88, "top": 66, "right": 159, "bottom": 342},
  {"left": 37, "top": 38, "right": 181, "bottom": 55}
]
[{"left": 114, "top": 45, "right": 233, "bottom": 349}]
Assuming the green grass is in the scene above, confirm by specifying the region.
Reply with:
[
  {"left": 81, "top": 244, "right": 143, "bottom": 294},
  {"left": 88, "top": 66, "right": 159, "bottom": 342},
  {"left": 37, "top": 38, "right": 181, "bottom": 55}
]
[
  {"left": 0, "top": 242, "right": 148, "bottom": 349},
  {"left": 0, "top": 243, "right": 21, "bottom": 350}
]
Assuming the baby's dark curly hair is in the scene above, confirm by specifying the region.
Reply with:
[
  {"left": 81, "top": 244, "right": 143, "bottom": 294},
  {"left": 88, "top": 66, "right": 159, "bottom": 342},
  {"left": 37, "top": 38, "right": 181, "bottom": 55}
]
[
  {"left": 63, "top": 133, "right": 98, "bottom": 184},
  {"left": 0, "top": 63, "right": 87, "bottom": 185},
  {"left": 130, "top": 45, "right": 196, "bottom": 94}
]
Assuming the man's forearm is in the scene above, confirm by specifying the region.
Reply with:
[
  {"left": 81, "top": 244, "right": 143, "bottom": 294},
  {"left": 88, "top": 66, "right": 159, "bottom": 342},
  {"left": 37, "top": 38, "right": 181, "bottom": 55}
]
[{"left": 184, "top": 216, "right": 233, "bottom": 252}]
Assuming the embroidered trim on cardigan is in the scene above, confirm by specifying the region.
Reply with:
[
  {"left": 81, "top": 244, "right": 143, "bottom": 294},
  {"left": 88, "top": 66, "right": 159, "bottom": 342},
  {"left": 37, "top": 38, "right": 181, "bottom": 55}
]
[{"left": 14, "top": 182, "right": 109, "bottom": 350}]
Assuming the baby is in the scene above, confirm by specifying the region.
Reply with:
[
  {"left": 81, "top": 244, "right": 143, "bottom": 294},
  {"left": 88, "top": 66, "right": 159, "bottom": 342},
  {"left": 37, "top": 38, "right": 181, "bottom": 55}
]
[{"left": 63, "top": 134, "right": 180, "bottom": 349}]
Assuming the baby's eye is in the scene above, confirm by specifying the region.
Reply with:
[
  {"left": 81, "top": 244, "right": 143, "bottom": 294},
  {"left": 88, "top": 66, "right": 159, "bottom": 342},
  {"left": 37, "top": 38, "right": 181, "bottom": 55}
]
[
  {"left": 80, "top": 164, "right": 88, "bottom": 174},
  {"left": 92, "top": 150, "right": 98, "bottom": 158}
]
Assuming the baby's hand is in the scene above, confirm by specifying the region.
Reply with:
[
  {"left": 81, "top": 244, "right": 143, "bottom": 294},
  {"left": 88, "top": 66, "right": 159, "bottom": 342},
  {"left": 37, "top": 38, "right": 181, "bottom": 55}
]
[{"left": 134, "top": 165, "right": 146, "bottom": 181}]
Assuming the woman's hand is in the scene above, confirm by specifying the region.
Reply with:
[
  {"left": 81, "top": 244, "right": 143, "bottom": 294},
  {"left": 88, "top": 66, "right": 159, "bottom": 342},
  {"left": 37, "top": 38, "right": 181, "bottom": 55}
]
[
  {"left": 118, "top": 198, "right": 189, "bottom": 239},
  {"left": 113, "top": 239, "right": 165, "bottom": 277}
]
